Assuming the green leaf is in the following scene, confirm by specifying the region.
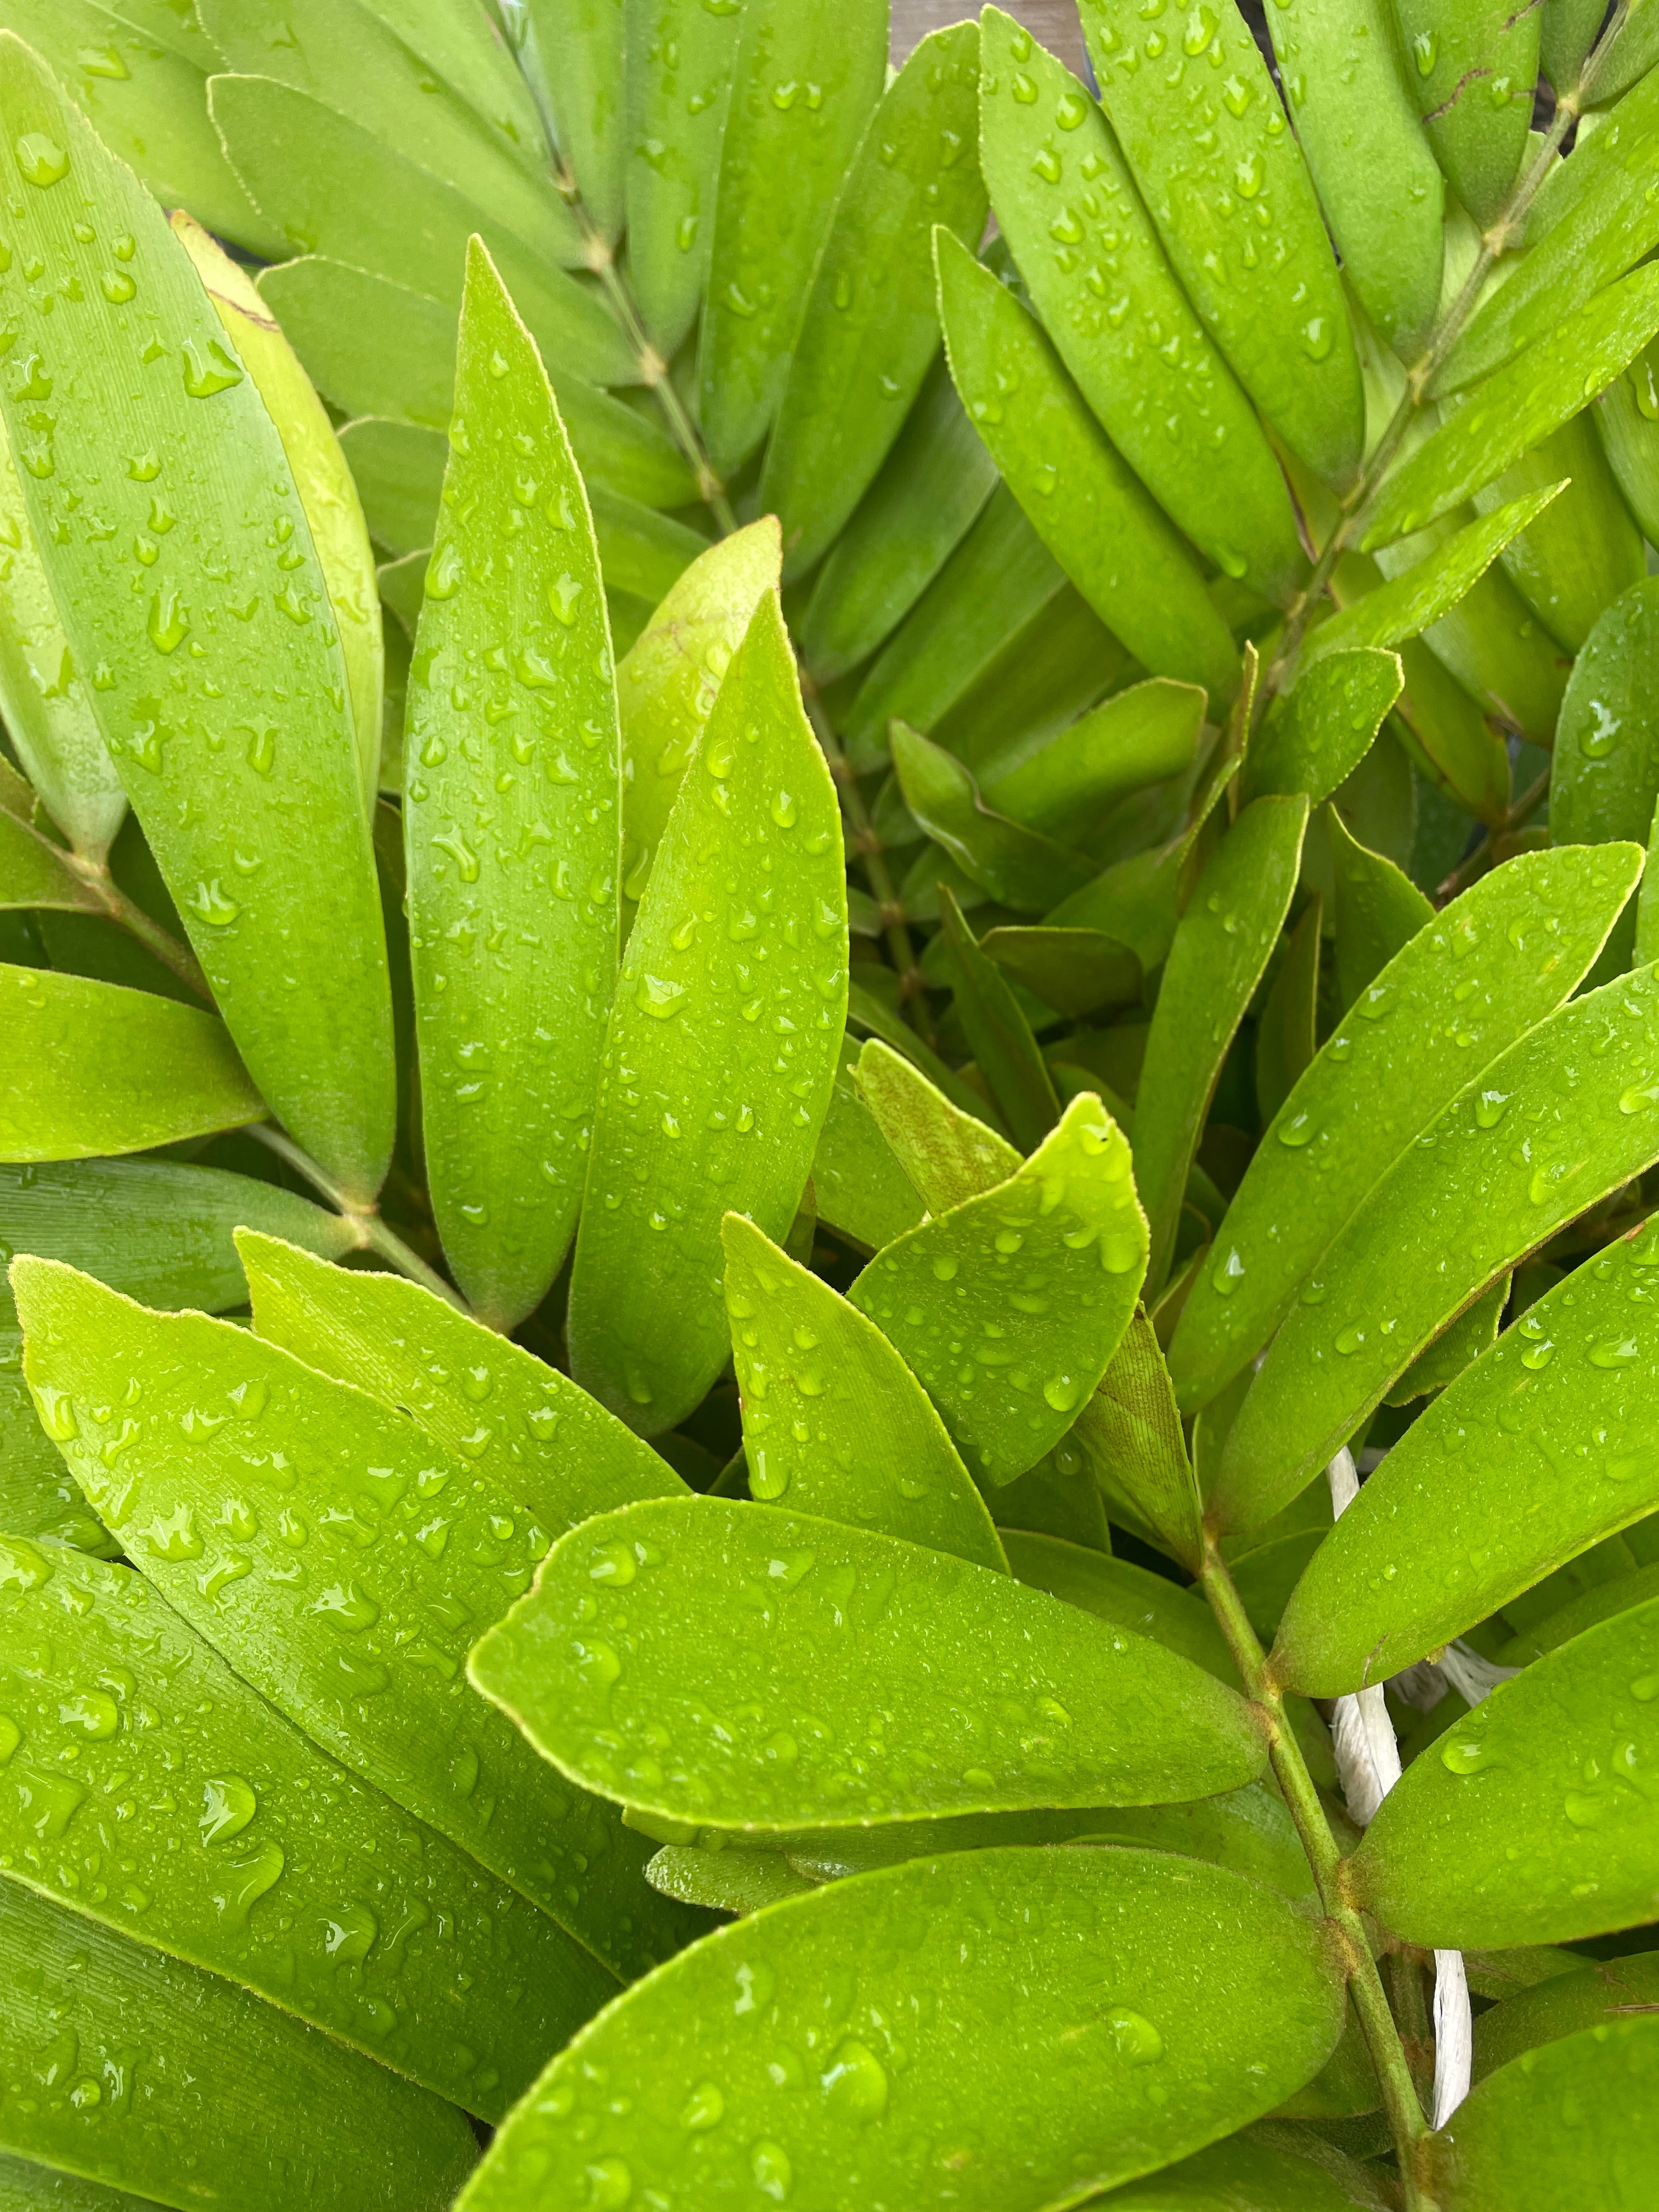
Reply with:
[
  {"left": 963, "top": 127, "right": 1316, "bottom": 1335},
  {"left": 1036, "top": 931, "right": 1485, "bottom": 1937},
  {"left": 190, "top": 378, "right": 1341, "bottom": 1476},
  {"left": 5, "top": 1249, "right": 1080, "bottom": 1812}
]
[
  {"left": 892, "top": 721, "right": 1095, "bottom": 915},
  {"left": 646, "top": 1841, "right": 815, "bottom": 1916},
  {"left": 473, "top": 1497, "right": 1266, "bottom": 1830},
  {"left": 0, "top": 967, "right": 262, "bottom": 1160},
  {"left": 0, "top": 419, "right": 126, "bottom": 860},
  {"left": 1381, "top": 1268, "right": 1509, "bottom": 1404},
  {"left": 328, "top": 0, "right": 551, "bottom": 172},
  {"left": 721, "top": 1213, "right": 1007, "bottom": 1570},
  {"left": 1500, "top": 1559, "right": 1659, "bottom": 1666},
  {"left": 1079, "top": 0, "right": 1364, "bottom": 488},
  {"left": 0, "top": 1536, "right": 610, "bottom": 2117},
  {"left": 1363, "top": 266, "right": 1659, "bottom": 549},
  {"left": 1328, "top": 804, "right": 1435, "bottom": 1013},
  {"left": 800, "top": 357, "right": 997, "bottom": 684},
  {"left": 1361, "top": 516, "right": 1570, "bottom": 753},
  {"left": 1135, "top": 794, "right": 1310, "bottom": 1295},
  {"left": 257, "top": 255, "right": 695, "bottom": 501},
  {"left": 980, "top": 8, "right": 1302, "bottom": 603},
  {"left": 1440, "top": 63, "right": 1659, "bottom": 396},
  {"left": 1096, "top": 2125, "right": 1394, "bottom": 2210},
  {"left": 0, "top": 1877, "right": 477, "bottom": 2212},
  {"left": 810, "top": 1039, "right": 925, "bottom": 1254},
  {"left": 0, "top": 2147, "right": 157, "bottom": 2210},
  {"left": 234, "top": 1230, "right": 684, "bottom": 1536},
  {"left": 1274, "top": 1223, "right": 1659, "bottom": 1694},
  {"left": 1256, "top": 895, "right": 1323, "bottom": 1127},
  {"left": 1070, "top": 1313, "right": 1206, "bottom": 1570},
  {"left": 854, "top": 1036, "right": 1020, "bottom": 1212},
  {"left": 983, "top": 676, "right": 1207, "bottom": 837},
  {"left": 1261, "top": 0, "right": 1444, "bottom": 357},
  {"left": 1429, "top": 2015, "right": 1659, "bottom": 2209},
  {"left": 843, "top": 483, "right": 1068, "bottom": 772},
  {"left": 176, "top": 215, "right": 383, "bottom": 811},
  {"left": 617, "top": 517, "right": 780, "bottom": 934},
  {"left": 1595, "top": 331, "right": 1659, "bottom": 544},
  {"left": 696, "top": 0, "right": 887, "bottom": 476},
  {"left": 200, "top": 0, "right": 577, "bottom": 275},
  {"left": 454, "top": 1846, "right": 1343, "bottom": 2212},
  {"left": 845, "top": 979, "right": 996, "bottom": 1124},
  {"left": 0, "top": 1158, "right": 354, "bottom": 1326},
  {"left": 934, "top": 228, "right": 1238, "bottom": 695},
  {"left": 340, "top": 417, "right": 447, "bottom": 556},
  {"left": 567, "top": 592, "right": 847, "bottom": 1434},
  {"left": 513, "top": 0, "right": 624, "bottom": 239},
  {"left": 981, "top": 926, "right": 1143, "bottom": 1020},
  {"left": 0, "top": 0, "right": 284, "bottom": 255},
  {"left": 1392, "top": 0, "right": 1537, "bottom": 223},
  {"left": 933, "top": 882, "right": 1062, "bottom": 1147},
  {"left": 12, "top": 1259, "right": 699, "bottom": 1979},
  {"left": 1392, "top": 639, "right": 1515, "bottom": 823},
  {"left": 1168, "top": 846, "right": 1640, "bottom": 1415},
  {"left": 208, "top": 76, "right": 631, "bottom": 385},
  {"left": 0, "top": 811, "right": 103, "bottom": 915},
  {"left": 0, "top": 1323, "right": 112, "bottom": 1554},
  {"left": 762, "top": 25, "right": 986, "bottom": 582},
  {"left": 1242, "top": 650, "right": 1401, "bottom": 811},
  {"left": 1214, "top": 956, "right": 1659, "bottom": 1533},
  {"left": 586, "top": 482, "right": 710, "bottom": 604},
  {"left": 1472, "top": 418, "right": 1645, "bottom": 655},
  {"left": 1555, "top": 576, "right": 1659, "bottom": 975},
  {"left": 620, "top": 0, "right": 743, "bottom": 357},
  {"left": 848, "top": 1091, "right": 1148, "bottom": 1485},
  {"left": 403, "top": 239, "right": 618, "bottom": 1328},
  {"left": 1350, "top": 1598, "right": 1659, "bottom": 1948},
  {"left": 1472, "top": 1951, "right": 1659, "bottom": 2084},
  {"left": 1320, "top": 489, "right": 1566, "bottom": 656},
  {"left": 1004, "top": 1527, "right": 1231, "bottom": 1673},
  {"left": 0, "top": 40, "right": 397, "bottom": 1200}
]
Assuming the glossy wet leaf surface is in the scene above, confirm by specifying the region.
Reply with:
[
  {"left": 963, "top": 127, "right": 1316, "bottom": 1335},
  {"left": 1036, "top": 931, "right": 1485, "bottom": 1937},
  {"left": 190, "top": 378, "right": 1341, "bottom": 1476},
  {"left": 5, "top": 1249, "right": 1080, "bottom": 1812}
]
[
  {"left": 934, "top": 227, "right": 1237, "bottom": 696},
  {"left": 0, "top": 1875, "right": 476, "bottom": 2212},
  {"left": 1134, "top": 795, "right": 1309, "bottom": 1294},
  {"left": 1350, "top": 1596, "right": 1659, "bottom": 1948},
  {"left": 721, "top": 1213, "right": 1007, "bottom": 1571},
  {"left": 1170, "top": 847, "right": 1641, "bottom": 1415},
  {"left": 1426, "top": 2014, "right": 1659, "bottom": 2210},
  {"left": 0, "top": 37, "right": 395, "bottom": 1197},
  {"left": 0, "top": 1159, "right": 353, "bottom": 1323},
  {"left": 12, "top": 1259, "right": 700, "bottom": 1979},
  {"left": 471, "top": 1498, "right": 1266, "bottom": 1830},
  {"left": 1079, "top": 0, "right": 1363, "bottom": 488},
  {"left": 404, "top": 240, "right": 619, "bottom": 1328},
  {"left": 0, "top": 968, "right": 262, "bottom": 1160},
  {"left": 697, "top": 0, "right": 887, "bottom": 476},
  {"left": 616, "top": 513, "right": 775, "bottom": 880},
  {"left": 1276, "top": 1223, "right": 1659, "bottom": 1693},
  {"left": 0, "top": 1537, "right": 608, "bottom": 2116},
  {"left": 455, "top": 1846, "right": 1342, "bottom": 2212},
  {"left": 1363, "top": 264, "right": 1659, "bottom": 549},
  {"left": 848, "top": 1092, "right": 1147, "bottom": 1484},
  {"left": 979, "top": 8, "right": 1302, "bottom": 603},
  {"left": 763, "top": 24, "right": 986, "bottom": 581},
  {"left": 1215, "top": 953, "right": 1659, "bottom": 1531},
  {"left": 567, "top": 593, "right": 846, "bottom": 1434}
]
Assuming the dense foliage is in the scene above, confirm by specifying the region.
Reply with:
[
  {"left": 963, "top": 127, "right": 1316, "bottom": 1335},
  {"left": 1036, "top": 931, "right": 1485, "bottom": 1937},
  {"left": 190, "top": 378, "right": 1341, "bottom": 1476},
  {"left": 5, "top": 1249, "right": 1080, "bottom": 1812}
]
[{"left": 1, "top": 1, "right": 1658, "bottom": 2208}]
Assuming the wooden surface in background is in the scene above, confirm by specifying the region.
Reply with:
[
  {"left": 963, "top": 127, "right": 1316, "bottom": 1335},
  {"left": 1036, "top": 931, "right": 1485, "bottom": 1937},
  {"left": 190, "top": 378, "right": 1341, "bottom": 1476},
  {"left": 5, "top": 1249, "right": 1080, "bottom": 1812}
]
[{"left": 890, "top": 0, "right": 1088, "bottom": 75}]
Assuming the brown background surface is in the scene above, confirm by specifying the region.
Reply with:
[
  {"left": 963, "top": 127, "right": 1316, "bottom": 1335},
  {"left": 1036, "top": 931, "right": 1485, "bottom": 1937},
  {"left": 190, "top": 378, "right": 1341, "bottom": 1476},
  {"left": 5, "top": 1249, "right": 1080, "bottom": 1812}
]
[{"left": 889, "top": 0, "right": 1088, "bottom": 73}]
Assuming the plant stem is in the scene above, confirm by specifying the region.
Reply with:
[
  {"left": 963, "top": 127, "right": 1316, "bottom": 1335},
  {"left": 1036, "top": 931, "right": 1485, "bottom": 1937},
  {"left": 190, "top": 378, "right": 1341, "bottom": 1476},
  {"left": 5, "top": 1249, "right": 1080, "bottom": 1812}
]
[
  {"left": 64, "top": 853, "right": 211, "bottom": 1000},
  {"left": 586, "top": 239, "right": 740, "bottom": 533},
  {"left": 246, "top": 1123, "right": 471, "bottom": 1314},
  {"left": 1201, "top": 1543, "right": 1437, "bottom": 2210}
]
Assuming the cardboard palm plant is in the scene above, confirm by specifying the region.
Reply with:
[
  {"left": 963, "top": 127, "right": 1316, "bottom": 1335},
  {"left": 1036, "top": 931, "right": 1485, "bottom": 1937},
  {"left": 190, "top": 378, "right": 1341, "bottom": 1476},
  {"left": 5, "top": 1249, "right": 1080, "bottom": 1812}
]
[{"left": 0, "top": 0, "right": 1657, "bottom": 2206}]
